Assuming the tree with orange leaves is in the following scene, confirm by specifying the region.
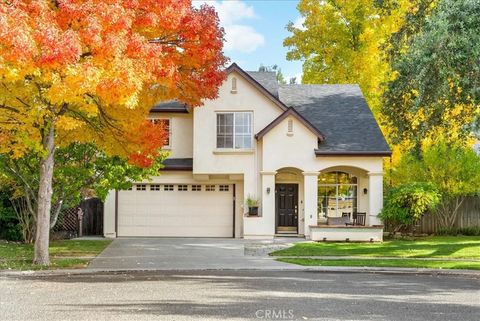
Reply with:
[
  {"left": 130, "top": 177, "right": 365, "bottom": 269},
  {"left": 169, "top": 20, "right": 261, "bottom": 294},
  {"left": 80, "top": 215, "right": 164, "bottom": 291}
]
[{"left": 0, "top": 0, "right": 226, "bottom": 265}]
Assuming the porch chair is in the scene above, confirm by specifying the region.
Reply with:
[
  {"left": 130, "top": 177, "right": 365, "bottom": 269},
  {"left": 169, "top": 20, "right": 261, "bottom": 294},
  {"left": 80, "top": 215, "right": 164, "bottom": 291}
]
[
  {"left": 345, "top": 212, "right": 366, "bottom": 226},
  {"left": 341, "top": 212, "right": 351, "bottom": 219}
]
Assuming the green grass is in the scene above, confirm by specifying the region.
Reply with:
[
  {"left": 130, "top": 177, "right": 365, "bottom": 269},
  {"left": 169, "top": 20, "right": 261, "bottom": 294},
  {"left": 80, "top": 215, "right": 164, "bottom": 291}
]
[
  {"left": 271, "top": 236, "right": 480, "bottom": 259},
  {"left": 0, "top": 239, "right": 112, "bottom": 270},
  {"left": 277, "top": 258, "right": 480, "bottom": 270}
]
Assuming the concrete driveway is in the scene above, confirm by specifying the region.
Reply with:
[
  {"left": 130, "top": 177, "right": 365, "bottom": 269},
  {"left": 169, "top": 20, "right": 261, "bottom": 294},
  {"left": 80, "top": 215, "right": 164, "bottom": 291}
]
[{"left": 87, "top": 238, "right": 299, "bottom": 270}]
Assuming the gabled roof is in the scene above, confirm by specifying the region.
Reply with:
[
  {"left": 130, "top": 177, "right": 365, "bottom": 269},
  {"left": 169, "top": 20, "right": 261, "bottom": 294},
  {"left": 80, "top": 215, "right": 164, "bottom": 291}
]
[
  {"left": 151, "top": 100, "right": 189, "bottom": 113},
  {"left": 245, "top": 71, "right": 279, "bottom": 97},
  {"left": 278, "top": 84, "right": 391, "bottom": 155},
  {"left": 255, "top": 107, "right": 325, "bottom": 141},
  {"left": 226, "top": 63, "right": 287, "bottom": 111},
  {"left": 150, "top": 63, "right": 286, "bottom": 113},
  {"left": 150, "top": 63, "right": 391, "bottom": 156}
]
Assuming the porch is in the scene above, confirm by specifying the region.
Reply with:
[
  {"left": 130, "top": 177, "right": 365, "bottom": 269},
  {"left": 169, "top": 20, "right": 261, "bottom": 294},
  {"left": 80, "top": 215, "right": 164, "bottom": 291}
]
[{"left": 243, "top": 165, "right": 385, "bottom": 241}]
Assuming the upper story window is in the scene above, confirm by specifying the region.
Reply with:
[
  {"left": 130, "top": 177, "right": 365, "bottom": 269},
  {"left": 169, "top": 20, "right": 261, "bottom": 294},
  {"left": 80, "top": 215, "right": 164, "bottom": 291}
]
[
  {"left": 150, "top": 118, "right": 171, "bottom": 148},
  {"left": 216, "top": 112, "right": 253, "bottom": 149}
]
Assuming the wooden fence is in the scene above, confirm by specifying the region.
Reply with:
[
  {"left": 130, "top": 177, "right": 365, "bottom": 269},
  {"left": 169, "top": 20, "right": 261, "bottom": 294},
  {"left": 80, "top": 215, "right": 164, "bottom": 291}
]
[
  {"left": 416, "top": 196, "right": 480, "bottom": 233},
  {"left": 53, "top": 198, "right": 103, "bottom": 236},
  {"left": 80, "top": 198, "right": 103, "bottom": 236}
]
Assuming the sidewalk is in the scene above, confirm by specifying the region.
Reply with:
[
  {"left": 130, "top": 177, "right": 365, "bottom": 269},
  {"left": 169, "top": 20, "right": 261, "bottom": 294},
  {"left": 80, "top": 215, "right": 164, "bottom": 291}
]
[{"left": 273, "top": 255, "right": 480, "bottom": 262}]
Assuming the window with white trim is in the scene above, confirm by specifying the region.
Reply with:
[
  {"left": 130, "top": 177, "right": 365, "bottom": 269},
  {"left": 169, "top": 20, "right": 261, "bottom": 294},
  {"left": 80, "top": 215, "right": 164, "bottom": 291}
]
[
  {"left": 178, "top": 184, "right": 188, "bottom": 191},
  {"left": 216, "top": 112, "right": 252, "bottom": 149},
  {"left": 318, "top": 171, "right": 358, "bottom": 219},
  {"left": 150, "top": 118, "right": 171, "bottom": 148},
  {"left": 150, "top": 184, "right": 161, "bottom": 191},
  {"left": 191, "top": 185, "right": 202, "bottom": 191},
  {"left": 163, "top": 184, "right": 174, "bottom": 191},
  {"left": 206, "top": 185, "right": 216, "bottom": 192}
]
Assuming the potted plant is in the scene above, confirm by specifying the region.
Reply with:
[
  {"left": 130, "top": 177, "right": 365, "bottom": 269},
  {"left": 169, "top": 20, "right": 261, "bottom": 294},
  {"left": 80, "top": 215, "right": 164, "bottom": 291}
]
[{"left": 246, "top": 196, "right": 260, "bottom": 216}]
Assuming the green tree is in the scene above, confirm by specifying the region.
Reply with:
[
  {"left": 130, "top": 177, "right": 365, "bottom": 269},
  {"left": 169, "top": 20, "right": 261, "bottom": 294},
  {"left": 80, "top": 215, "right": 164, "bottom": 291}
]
[
  {"left": 0, "top": 143, "right": 166, "bottom": 234},
  {"left": 383, "top": 0, "right": 480, "bottom": 150},
  {"left": 392, "top": 140, "right": 480, "bottom": 228},
  {"left": 380, "top": 182, "right": 440, "bottom": 232},
  {"left": 258, "top": 64, "right": 287, "bottom": 84}
]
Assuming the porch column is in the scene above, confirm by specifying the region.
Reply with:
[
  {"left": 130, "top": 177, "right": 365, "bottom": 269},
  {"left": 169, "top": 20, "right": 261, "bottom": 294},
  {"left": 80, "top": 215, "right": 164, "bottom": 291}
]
[
  {"left": 261, "top": 171, "right": 277, "bottom": 237},
  {"left": 244, "top": 171, "right": 276, "bottom": 239},
  {"left": 303, "top": 171, "right": 319, "bottom": 238},
  {"left": 368, "top": 172, "right": 384, "bottom": 226}
]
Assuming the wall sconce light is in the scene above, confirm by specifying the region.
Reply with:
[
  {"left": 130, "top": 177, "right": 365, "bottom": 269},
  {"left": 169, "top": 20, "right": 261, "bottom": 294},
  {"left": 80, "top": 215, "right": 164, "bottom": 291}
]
[
  {"left": 363, "top": 188, "right": 368, "bottom": 195},
  {"left": 266, "top": 187, "right": 271, "bottom": 194}
]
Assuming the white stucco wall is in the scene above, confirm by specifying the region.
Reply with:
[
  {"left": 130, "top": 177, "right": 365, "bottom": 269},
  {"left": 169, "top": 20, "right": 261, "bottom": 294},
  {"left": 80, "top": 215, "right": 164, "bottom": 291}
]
[
  {"left": 104, "top": 69, "right": 387, "bottom": 239},
  {"left": 192, "top": 71, "right": 285, "bottom": 238},
  {"left": 148, "top": 112, "right": 193, "bottom": 158}
]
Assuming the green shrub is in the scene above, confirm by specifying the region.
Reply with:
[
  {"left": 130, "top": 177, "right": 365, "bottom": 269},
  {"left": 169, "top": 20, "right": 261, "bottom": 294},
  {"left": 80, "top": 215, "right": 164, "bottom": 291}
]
[
  {"left": 437, "top": 227, "right": 480, "bottom": 236},
  {"left": 0, "top": 205, "right": 22, "bottom": 241},
  {"left": 380, "top": 182, "right": 441, "bottom": 232}
]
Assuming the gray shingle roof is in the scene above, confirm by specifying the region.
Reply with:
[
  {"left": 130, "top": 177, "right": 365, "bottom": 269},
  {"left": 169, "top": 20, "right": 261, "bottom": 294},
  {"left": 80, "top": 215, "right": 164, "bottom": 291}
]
[
  {"left": 151, "top": 100, "right": 188, "bottom": 113},
  {"left": 246, "top": 71, "right": 279, "bottom": 97},
  {"left": 278, "top": 84, "right": 390, "bottom": 153},
  {"left": 163, "top": 158, "right": 193, "bottom": 170}
]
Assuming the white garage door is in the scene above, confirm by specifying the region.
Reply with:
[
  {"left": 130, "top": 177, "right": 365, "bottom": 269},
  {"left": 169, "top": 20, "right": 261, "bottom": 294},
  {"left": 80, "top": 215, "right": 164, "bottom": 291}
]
[{"left": 117, "top": 183, "right": 234, "bottom": 237}]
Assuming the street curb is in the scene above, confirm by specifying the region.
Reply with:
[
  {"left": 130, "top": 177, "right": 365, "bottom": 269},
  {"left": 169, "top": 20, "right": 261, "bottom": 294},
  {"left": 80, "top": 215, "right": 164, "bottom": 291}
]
[{"left": 2, "top": 266, "right": 479, "bottom": 278}]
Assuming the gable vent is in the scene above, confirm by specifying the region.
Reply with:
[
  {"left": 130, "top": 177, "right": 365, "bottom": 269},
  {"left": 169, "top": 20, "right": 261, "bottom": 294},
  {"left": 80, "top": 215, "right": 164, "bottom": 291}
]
[
  {"left": 287, "top": 119, "right": 294, "bottom": 136},
  {"left": 231, "top": 77, "right": 237, "bottom": 94}
]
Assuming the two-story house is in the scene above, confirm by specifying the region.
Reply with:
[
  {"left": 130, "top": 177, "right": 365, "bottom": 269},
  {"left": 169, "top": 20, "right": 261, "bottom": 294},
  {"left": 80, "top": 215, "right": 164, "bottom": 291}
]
[{"left": 103, "top": 63, "right": 391, "bottom": 241}]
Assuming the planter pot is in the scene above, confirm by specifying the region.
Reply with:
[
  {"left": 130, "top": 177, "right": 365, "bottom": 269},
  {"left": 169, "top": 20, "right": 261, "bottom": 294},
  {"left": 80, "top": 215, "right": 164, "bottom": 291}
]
[{"left": 248, "top": 206, "right": 259, "bottom": 216}]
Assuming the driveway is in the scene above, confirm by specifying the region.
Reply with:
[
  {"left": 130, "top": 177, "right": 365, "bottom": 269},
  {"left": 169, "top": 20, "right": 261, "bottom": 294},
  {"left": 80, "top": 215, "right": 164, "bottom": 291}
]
[{"left": 87, "top": 238, "right": 299, "bottom": 270}]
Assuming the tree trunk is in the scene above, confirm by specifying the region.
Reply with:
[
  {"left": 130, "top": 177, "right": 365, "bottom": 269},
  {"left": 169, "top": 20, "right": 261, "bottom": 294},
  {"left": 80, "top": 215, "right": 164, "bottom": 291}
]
[{"left": 33, "top": 125, "right": 55, "bottom": 266}]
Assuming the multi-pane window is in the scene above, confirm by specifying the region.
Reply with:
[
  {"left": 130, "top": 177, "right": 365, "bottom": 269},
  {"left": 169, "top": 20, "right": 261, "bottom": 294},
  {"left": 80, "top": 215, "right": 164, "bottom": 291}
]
[
  {"left": 318, "top": 171, "right": 358, "bottom": 220},
  {"left": 216, "top": 112, "right": 252, "bottom": 149},
  {"left": 178, "top": 185, "right": 188, "bottom": 191},
  {"left": 163, "top": 184, "right": 174, "bottom": 191},
  {"left": 192, "top": 185, "right": 202, "bottom": 191},
  {"left": 219, "top": 185, "right": 230, "bottom": 192},
  {"left": 206, "top": 185, "right": 216, "bottom": 192},
  {"left": 150, "top": 184, "right": 161, "bottom": 191},
  {"left": 136, "top": 184, "right": 147, "bottom": 191},
  {"left": 150, "top": 118, "right": 171, "bottom": 147}
]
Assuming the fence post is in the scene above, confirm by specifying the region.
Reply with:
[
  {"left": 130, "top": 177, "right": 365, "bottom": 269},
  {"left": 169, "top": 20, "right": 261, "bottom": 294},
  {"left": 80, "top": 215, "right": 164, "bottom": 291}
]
[{"left": 77, "top": 208, "right": 84, "bottom": 237}]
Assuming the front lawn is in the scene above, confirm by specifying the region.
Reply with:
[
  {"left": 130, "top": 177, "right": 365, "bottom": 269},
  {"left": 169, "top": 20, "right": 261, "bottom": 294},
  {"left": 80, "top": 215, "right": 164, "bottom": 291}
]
[
  {"left": 271, "top": 236, "right": 480, "bottom": 259},
  {"left": 277, "top": 258, "right": 480, "bottom": 270},
  {"left": 0, "top": 239, "right": 112, "bottom": 270}
]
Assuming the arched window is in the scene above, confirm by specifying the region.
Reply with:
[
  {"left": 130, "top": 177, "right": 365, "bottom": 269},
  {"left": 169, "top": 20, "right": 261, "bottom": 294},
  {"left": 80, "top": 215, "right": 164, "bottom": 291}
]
[{"left": 318, "top": 171, "right": 357, "bottom": 218}]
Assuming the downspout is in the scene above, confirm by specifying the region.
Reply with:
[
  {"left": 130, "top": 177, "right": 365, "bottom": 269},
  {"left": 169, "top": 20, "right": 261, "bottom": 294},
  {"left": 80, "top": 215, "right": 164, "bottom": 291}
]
[
  {"left": 232, "top": 184, "right": 236, "bottom": 238},
  {"left": 115, "top": 190, "right": 118, "bottom": 237}
]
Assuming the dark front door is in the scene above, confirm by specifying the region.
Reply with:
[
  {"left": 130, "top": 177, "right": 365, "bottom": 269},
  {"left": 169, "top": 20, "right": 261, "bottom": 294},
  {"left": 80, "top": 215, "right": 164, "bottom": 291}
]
[{"left": 275, "top": 184, "right": 298, "bottom": 233}]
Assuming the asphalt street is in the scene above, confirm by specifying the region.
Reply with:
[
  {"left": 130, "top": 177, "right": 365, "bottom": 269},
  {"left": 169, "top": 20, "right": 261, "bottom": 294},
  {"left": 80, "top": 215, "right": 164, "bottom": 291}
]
[{"left": 1, "top": 270, "right": 479, "bottom": 321}]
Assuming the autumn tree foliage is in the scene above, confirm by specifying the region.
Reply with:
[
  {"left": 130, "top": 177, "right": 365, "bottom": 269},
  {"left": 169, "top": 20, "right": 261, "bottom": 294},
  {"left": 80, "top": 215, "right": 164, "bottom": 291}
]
[
  {"left": 0, "top": 0, "right": 226, "bottom": 265},
  {"left": 284, "top": 0, "right": 409, "bottom": 115}
]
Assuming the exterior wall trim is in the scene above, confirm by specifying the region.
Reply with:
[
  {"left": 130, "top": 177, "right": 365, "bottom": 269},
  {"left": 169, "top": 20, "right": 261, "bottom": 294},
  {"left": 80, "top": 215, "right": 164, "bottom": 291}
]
[
  {"left": 256, "top": 107, "right": 325, "bottom": 141},
  {"left": 302, "top": 171, "right": 320, "bottom": 176},
  {"left": 315, "top": 150, "right": 392, "bottom": 157}
]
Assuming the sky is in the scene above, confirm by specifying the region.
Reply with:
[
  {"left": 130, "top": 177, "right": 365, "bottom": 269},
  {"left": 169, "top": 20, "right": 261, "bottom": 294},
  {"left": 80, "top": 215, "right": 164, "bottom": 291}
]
[{"left": 193, "top": 0, "right": 304, "bottom": 82}]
